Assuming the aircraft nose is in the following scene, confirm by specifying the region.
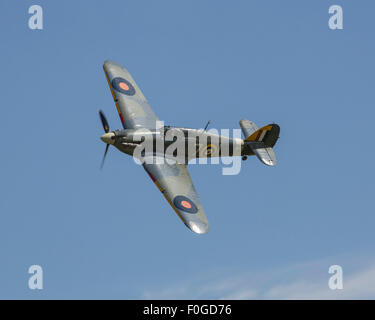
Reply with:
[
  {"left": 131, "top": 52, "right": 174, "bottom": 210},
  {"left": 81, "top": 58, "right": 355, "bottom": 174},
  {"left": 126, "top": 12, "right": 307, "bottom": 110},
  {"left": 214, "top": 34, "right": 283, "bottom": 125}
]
[{"left": 101, "top": 132, "right": 115, "bottom": 144}]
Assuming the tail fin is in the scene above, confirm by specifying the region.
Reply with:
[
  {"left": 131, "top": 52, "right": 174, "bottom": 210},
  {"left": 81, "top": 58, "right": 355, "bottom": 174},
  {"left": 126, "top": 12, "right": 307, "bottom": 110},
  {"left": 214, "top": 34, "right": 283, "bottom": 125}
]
[{"left": 239, "top": 119, "right": 280, "bottom": 166}]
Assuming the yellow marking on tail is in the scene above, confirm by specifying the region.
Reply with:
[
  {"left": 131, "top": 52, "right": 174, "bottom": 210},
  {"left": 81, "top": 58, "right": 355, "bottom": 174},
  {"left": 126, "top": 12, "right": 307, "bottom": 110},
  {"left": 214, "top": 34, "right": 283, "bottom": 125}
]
[{"left": 245, "top": 125, "right": 273, "bottom": 141}]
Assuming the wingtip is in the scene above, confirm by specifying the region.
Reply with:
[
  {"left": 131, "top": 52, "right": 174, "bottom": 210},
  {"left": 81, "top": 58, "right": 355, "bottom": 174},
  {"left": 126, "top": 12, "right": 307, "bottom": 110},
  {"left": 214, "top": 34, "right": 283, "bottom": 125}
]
[
  {"left": 186, "top": 221, "right": 210, "bottom": 234},
  {"left": 103, "top": 60, "right": 131, "bottom": 75},
  {"left": 103, "top": 59, "right": 120, "bottom": 67}
]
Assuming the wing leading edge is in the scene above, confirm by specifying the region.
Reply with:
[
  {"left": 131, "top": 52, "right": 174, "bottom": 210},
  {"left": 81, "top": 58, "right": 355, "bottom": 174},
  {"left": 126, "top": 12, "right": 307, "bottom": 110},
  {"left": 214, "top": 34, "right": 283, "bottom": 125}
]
[
  {"left": 143, "top": 158, "right": 209, "bottom": 234},
  {"left": 104, "top": 61, "right": 208, "bottom": 234},
  {"left": 103, "top": 60, "right": 159, "bottom": 129}
]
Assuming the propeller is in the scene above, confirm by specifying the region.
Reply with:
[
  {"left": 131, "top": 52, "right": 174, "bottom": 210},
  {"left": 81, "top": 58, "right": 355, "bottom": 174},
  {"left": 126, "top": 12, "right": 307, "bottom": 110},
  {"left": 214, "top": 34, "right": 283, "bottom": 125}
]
[
  {"left": 100, "top": 144, "right": 110, "bottom": 170},
  {"left": 99, "top": 110, "right": 111, "bottom": 169},
  {"left": 99, "top": 109, "right": 110, "bottom": 133}
]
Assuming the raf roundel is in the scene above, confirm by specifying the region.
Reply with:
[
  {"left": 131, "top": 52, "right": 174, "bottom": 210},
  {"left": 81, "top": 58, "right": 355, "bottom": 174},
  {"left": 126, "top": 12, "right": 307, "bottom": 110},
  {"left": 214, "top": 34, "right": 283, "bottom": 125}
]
[
  {"left": 173, "top": 195, "right": 198, "bottom": 214},
  {"left": 111, "top": 77, "right": 136, "bottom": 96}
]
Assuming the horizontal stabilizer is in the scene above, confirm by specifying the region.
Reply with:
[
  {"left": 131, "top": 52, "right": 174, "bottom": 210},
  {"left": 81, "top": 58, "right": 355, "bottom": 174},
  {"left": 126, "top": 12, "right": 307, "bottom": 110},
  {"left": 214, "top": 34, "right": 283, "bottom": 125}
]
[
  {"left": 247, "top": 141, "right": 277, "bottom": 166},
  {"left": 239, "top": 119, "right": 258, "bottom": 138}
]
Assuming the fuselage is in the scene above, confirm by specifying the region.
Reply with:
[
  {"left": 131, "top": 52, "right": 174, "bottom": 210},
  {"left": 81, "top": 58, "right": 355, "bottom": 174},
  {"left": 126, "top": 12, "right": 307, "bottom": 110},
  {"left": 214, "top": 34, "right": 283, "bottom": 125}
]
[{"left": 101, "top": 126, "right": 255, "bottom": 164}]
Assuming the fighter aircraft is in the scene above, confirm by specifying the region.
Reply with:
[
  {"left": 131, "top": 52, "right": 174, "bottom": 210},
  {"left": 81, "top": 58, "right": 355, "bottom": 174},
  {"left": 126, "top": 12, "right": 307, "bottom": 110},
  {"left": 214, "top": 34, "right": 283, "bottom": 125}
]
[{"left": 99, "top": 60, "right": 280, "bottom": 234}]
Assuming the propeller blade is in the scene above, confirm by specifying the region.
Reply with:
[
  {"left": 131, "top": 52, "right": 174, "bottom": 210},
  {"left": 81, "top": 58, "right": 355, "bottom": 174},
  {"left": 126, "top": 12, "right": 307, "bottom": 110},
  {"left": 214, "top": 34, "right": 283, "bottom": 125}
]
[
  {"left": 100, "top": 144, "right": 110, "bottom": 170},
  {"left": 99, "top": 110, "right": 110, "bottom": 133}
]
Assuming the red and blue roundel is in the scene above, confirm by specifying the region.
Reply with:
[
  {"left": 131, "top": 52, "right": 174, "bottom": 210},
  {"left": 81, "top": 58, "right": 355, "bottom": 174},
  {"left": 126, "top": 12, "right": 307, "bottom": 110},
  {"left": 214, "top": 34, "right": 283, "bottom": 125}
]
[
  {"left": 173, "top": 195, "right": 198, "bottom": 214},
  {"left": 111, "top": 77, "right": 136, "bottom": 96}
]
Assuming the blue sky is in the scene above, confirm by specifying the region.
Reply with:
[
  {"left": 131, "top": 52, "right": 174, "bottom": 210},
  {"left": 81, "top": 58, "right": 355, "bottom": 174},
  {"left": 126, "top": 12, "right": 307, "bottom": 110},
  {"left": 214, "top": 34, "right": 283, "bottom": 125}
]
[{"left": 1, "top": 0, "right": 375, "bottom": 299}]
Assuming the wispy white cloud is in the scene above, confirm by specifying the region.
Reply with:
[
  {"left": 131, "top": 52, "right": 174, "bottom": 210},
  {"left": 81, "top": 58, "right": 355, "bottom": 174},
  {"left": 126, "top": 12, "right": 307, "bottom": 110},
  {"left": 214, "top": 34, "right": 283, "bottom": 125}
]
[
  {"left": 141, "top": 257, "right": 375, "bottom": 300},
  {"left": 269, "top": 265, "right": 375, "bottom": 300}
]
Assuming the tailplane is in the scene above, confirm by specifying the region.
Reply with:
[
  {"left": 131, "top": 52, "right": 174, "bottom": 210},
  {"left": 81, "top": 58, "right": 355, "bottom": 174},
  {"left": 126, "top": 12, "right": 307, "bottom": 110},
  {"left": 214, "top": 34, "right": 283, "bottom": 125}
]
[{"left": 239, "top": 119, "right": 280, "bottom": 166}]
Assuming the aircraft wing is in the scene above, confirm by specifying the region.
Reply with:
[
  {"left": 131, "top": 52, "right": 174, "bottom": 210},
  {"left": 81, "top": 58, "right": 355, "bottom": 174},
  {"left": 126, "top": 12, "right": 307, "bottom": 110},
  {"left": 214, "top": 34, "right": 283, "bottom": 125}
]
[
  {"left": 103, "top": 60, "right": 159, "bottom": 129},
  {"left": 143, "top": 158, "right": 209, "bottom": 234}
]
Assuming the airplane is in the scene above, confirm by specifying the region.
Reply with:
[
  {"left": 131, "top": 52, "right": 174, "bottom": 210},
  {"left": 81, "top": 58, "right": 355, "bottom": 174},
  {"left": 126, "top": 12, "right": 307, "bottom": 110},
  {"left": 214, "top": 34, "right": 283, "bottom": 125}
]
[{"left": 99, "top": 60, "right": 280, "bottom": 234}]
